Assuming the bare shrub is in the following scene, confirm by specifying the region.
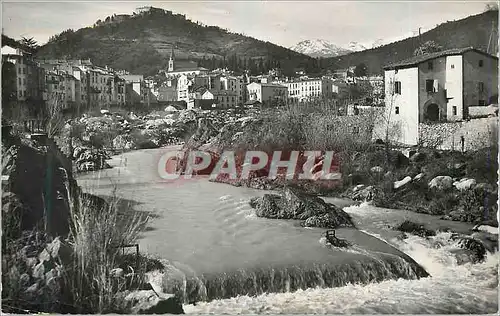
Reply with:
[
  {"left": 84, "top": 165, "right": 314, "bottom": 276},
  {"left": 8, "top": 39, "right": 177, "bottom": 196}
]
[{"left": 63, "top": 191, "right": 150, "bottom": 313}]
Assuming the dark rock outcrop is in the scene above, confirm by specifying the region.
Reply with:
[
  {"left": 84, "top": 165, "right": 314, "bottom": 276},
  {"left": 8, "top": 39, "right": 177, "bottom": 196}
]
[
  {"left": 249, "top": 187, "right": 354, "bottom": 228},
  {"left": 450, "top": 233, "right": 488, "bottom": 264},
  {"left": 394, "top": 221, "right": 437, "bottom": 238},
  {"left": 2, "top": 142, "right": 76, "bottom": 237},
  {"left": 117, "top": 290, "right": 184, "bottom": 314}
]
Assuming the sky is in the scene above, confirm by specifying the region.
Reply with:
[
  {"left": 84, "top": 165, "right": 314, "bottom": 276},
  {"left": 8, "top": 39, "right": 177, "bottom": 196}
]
[{"left": 1, "top": 1, "right": 493, "bottom": 49}]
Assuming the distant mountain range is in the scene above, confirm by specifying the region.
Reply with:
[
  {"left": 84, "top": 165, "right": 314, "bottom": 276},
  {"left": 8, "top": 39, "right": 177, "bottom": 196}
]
[
  {"left": 289, "top": 39, "right": 392, "bottom": 58},
  {"left": 289, "top": 39, "right": 353, "bottom": 58},
  {"left": 34, "top": 6, "right": 498, "bottom": 76},
  {"left": 324, "top": 9, "right": 498, "bottom": 74}
]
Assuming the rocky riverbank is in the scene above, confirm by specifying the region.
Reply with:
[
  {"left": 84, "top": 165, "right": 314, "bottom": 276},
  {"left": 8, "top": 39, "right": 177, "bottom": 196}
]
[
  {"left": 55, "top": 107, "right": 258, "bottom": 174},
  {"left": 175, "top": 107, "right": 498, "bottom": 227},
  {"left": 1, "top": 131, "right": 184, "bottom": 314}
]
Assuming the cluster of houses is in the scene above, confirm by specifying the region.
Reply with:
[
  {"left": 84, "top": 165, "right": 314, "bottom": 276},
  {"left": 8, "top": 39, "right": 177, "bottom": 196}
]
[
  {"left": 2, "top": 37, "right": 154, "bottom": 114},
  {"left": 2, "top": 34, "right": 385, "bottom": 114},
  {"left": 149, "top": 48, "right": 385, "bottom": 110},
  {"left": 2, "top": 33, "right": 498, "bottom": 148}
]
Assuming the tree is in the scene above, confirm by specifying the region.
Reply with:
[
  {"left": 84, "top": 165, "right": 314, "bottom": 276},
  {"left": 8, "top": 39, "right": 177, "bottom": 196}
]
[
  {"left": 20, "top": 36, "right": 39, "bottom": 52},
  {"left": 484, "top": 2, "right": 499, "bottom": 12},
  {"left": 42, "top": 92, "right": 66, "bottom": 137},
  {"left": 354, "top": 63, "right": 368, "bottom": 77},
  {"left": 414, "top": 40, "right": 443, "bottom": 56}
]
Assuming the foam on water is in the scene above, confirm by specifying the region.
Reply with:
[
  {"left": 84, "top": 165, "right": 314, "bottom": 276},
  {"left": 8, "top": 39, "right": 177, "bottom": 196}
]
[
  {"left": 184, "top": 234, "right": 498, "bottom": 314},
  {"left": 184, "top": 204, "right": 499, "bottom": 314},
  {"left": 77, "top": 150, "right": 498, "bottom": 313}
]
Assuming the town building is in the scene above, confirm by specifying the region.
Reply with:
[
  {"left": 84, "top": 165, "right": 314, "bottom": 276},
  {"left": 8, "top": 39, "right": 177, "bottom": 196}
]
[
  {"left": 383, "top": 47, "right": 499, "bottom": 145},
  {"left": 332, "top": 67, "right": 355, "bottom": 81},
  {"left": 164, "top": 48, "right": 208, "bottom": 78},
  {"left": 246, "top": 82, "right": 288, "bottom": 107},
  {"left": 284, "top": 77, "right": 334, "bottom": 103},
  {"left": 2, "top": 41, "right": 46, "bottom": 104}
]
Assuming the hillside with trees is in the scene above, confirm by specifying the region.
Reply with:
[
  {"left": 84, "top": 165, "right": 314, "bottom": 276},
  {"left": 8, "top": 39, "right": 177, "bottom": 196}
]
[
  {"left": 326, "top": 8, "right": 499, "bottom": 75},
  {"left": 35, "top": 7, "right": 315, "bottom": 76}
]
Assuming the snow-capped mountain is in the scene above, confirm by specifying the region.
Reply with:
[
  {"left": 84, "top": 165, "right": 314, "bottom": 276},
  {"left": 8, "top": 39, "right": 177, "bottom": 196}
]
[
  {"left": 345, "top": 41, "right": 368, "bottom": 52},
  {"left": 290, "top": 39, "right": 353, "bottom": 58}
]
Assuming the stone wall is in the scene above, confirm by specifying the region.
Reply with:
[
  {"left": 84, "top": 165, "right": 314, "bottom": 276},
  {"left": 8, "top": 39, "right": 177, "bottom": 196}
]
[
  {"left": 419, "top": 117, "right": 498, "bottom": 151},
  {"left": 469, "top": 106, "right": 497, "bottom": 118}
]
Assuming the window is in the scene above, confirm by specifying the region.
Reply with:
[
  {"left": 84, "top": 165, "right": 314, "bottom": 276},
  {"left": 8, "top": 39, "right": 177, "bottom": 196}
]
[
  {"left": 425, "top": 79, "right": 438, "bottom": 93},
  {"left": 479, "top": 60, "right": 484, "bottom": 67},
  {"left": 478, "top": 82, "right": 484, "bottom": 93},
  {"left": 451, "top": 64, "right": 455, "bottom": 69},
  {"left": 395, "top": 106, "right": 400, "bottom": 115},
  {"left": 453, "top": 106, "right": 457, "bottom": 115},
  {"left": 394, "top": 81, "right": 401, "bottom": 94},
  {"left": 478, "top": 100, "right": 486, "bottom": 106},
  {"left": 426, "top": 80, "right": 434, "bottom": 92},
  {"left": 428, "top": 61, "right": 433, "bottom": 70}
]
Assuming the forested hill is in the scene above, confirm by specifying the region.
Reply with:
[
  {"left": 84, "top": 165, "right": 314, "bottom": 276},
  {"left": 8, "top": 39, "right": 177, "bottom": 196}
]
[
  {"left": 35, "top": 7, "right": 315, "bottom": 76},
  {"left": 325, "top": 9, "right": 499, "bottom": 75}
]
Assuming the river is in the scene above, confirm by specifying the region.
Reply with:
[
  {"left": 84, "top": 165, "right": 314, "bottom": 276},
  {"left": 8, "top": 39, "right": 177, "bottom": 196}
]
[{"left": 77, "top": 148, "right": 498, "bottom": 314}]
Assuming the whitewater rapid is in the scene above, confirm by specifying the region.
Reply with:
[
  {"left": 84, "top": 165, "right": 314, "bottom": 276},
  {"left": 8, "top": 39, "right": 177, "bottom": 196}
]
[
  {"left": 184, "top": 202, "right": 499, "bottom": 314},
  {"left": 77, "top": 149, "right": 498, "bottom": 314}
]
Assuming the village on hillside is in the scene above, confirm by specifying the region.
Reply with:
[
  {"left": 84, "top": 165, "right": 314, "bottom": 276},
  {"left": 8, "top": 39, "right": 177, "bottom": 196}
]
[{"left": 1, "top": 4, "right": 499, "bottom": 315}]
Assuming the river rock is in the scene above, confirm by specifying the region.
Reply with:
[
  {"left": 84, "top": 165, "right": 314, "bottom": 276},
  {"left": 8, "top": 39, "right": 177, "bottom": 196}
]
[
  {"left": 301, "top": 212, "right": 352, "bottom": 229},
  {"left": 470, "top": 231, "right": 498, "bottom": 253},
  {"left": 351, "top": 185, "right": 378, "bottom": 201},
  {"left": 453, "top": 178, "right": 477, "bottom": 191},
  {"left": 394, "top": 220, "right": 436, "bottom": 238},
  {"left": 450, "top": 234, "right": 487, "bottom": 264},
  {"left": 428, "top": 176, "right": 453, "bottom": 190},
  {"left": 116, "top": 290, "right": 184, "bottom": 314},
  {"left": 394, "top": 176, "right": 412, "bottom": 190},
  {"left": 409, "top": 152, "right": 426, "bottom": 163},
  {"left": 413, "top": 173, "right": 425, "bottom": 181},
  {"left": 250, "top": 187, "right": 354, "bottom": 228}
]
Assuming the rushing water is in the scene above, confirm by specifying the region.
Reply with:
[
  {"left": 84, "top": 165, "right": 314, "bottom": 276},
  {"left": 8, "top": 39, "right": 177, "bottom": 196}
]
[{"left": 77, "top": 148, "right": 498, "bottom": 313}]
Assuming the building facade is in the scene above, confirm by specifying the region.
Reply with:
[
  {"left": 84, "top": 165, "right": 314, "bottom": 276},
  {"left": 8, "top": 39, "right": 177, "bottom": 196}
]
[
  {"left": 2, "top": 45, "right": 46, "bottom": 104},
  {"left": 284, "top": 77, "right": 334, "bottom": 103},
  {"left": 246, "top": 82, "right": 288, "bottom": 106},
  {"left": 383, "top": 47, "right": 499, "bottom": 145}
]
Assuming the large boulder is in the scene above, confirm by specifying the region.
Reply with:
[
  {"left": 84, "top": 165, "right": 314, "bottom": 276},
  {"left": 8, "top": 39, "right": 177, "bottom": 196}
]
[
  {"left": 428, "top": 176, "right": 453, "bottom": 190},
  {"left": 449, "top": 234, "right": 487, "bottom": 264},
  {"left": 453, "top": 178, "right": 477, "bottom": 191},
  {"left": 394, "top": 176, "right": 412, "bottom": 190},
  {"left": 409, "top": 152, "right": 426, "bottom": 163},
  {"left": 249, "top": 187, "right": 354, "bottom": 228},
  {"left": 3, "top": 144, "right": 72, "bottom": 236},
  {"left": 470, "top": 231, "right": 498, "bottom": 253},
  {"left": 394, "top": 220, "right": 436, "bottom": 238},
  {"left": 118, "top": 290, "right": 184, "bottom": 314}
]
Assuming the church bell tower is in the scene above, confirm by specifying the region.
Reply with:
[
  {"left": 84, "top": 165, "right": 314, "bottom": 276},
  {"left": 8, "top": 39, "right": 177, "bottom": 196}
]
[{"left": 168, "top": 47, "right": 175, "bottom": 72}]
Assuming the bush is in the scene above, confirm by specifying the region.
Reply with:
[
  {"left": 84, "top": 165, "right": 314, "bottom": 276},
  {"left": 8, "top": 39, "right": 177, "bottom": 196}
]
[
  {"left": 465, "top": 147, "right": 498, "bottom": 185},
  {"left": 62, "top": 192, "right": 150, "bottom": 313}
]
